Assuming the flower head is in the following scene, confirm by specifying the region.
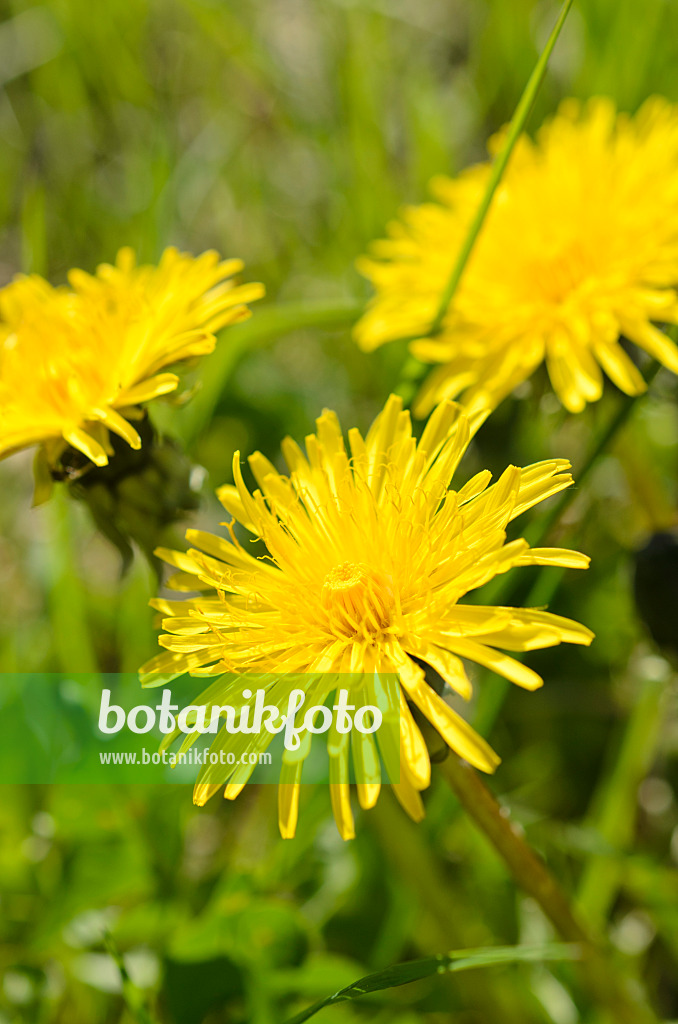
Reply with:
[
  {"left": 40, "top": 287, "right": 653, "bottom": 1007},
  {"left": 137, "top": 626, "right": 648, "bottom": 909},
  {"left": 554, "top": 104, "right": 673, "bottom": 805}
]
[
  {"left": 0, "top": 247, "right": 263, "bottom": 470},
  {"left": 355, "top": 97, "right": 678, "bottom": 416},
  {"left": 141, "top": 395, "right": 593, "bottom": 839}
]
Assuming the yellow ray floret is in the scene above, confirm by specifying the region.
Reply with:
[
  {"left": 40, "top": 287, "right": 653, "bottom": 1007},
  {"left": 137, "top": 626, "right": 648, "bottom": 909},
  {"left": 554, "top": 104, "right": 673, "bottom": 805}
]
[
  {"left": 0, "top": 247, "right": 264, "bottom": 468},
  {"left": 355, "top": 97, "right": 678, "bottom": 417},
  {"left": 140, "top": 395, "right": 594, "bottom": 839}
]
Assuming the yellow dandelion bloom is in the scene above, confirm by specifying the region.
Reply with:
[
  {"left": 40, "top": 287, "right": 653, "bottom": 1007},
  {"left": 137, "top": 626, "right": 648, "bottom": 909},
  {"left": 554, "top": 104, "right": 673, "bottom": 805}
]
[
  {"left": 0, "top": 247, "right": 263, "bottom": 469},
  {"left": 141, "top": 394, "right": 593, "bottom": 840},
  {"left": 355, "top": 97, "right": 678, "bottom": 417}
]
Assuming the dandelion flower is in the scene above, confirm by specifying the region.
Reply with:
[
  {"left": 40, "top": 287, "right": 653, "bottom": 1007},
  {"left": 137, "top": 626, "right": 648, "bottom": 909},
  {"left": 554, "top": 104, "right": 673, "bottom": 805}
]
[
  {"left": 141, "top": 394, "right": 593, "bottom": 839},
  {"left": 0, "top": 247, "right": 263, "bottom": 471},
  {"left": 355, "top": 97, "right": 678, "bottom": 416}
]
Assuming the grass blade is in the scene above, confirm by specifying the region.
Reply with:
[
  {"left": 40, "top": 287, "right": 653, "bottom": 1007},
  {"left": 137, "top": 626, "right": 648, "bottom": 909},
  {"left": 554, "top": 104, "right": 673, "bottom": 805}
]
[
  {"left": 284, "top": 943, "right": 580, "bottom": 1023},
  {"left": 429, "top": 0, "right": 574, "bottom": 335}
]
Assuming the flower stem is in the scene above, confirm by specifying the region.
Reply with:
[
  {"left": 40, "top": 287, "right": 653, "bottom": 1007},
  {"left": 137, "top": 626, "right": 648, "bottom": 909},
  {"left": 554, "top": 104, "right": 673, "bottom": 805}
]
[
  {"left": 438, "top": 755, "right": 659, "bottom": 1024},
  {"left": 428, "top": 0, "right": 574, "bottom": 336}
]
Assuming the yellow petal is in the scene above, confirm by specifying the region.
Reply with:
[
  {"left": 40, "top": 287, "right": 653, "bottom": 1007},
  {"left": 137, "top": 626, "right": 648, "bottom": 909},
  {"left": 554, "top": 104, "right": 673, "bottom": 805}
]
[
  {"left": 330, "top": 783, "right": 355, "bottom": 840},
  {"left": 392, "top": 777, "right": 426, "bottom": 823},
  {"left": 91, "top": 407, "right": 141, "bottom": 449},
  {"left": 594, "top": 342, "right": 647, "bottom": 395},
  {"left": 406, "top": 639, "right": 473, "bottom": 700},
  {"left": 63, "top": 427, "right": 109, "bottom": 466},
  {"left": 447, "top": 637, "right": 544, "bottom": 690},
  {"left": 516, "top": 547, "right": 590, "bottom": 569},
  {"left": 398, "top": 693, "right": 431, "bottom": 789},
  {"left": 622, "top": 320, "right": 678, "bottom": 374},
  {"left": 392, "top": 646, "right": 500, "bottom": 773},
  {"left": 278, "top": 780, "right": 301, "bottom": 839},
  {"left": 118, "top": 373, "right": 179, "bottom": 405}
]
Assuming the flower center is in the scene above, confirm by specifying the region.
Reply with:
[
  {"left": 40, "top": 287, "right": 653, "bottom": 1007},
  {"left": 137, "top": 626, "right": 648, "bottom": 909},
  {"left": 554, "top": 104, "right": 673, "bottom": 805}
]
[
  {"left": 321, "top": 561, "right": 394, "bottom": 639},
  {"left": 529, "top": 242, "right": 590, "bottom": 305}
]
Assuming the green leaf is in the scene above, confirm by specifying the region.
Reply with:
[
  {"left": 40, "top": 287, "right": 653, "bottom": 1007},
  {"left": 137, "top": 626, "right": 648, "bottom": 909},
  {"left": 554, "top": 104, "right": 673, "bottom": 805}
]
[{"left": 284, "top": 943, "right": 581, "bottom": 1023}]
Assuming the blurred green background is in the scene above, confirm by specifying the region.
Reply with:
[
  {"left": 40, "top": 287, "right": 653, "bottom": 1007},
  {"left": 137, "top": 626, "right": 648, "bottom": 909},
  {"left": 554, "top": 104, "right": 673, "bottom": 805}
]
[{"left": 1, "top": 0, "right": 678, "bottom": 1021}]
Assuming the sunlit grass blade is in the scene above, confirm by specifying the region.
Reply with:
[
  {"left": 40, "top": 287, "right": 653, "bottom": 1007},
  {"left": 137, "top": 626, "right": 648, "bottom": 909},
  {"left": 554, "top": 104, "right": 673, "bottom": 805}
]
[
  {"left": 284, "top": 943, "right": 580, "bottom": 1024},
  {"left": 429, "top": 0, "right": 574, "bottom": 335}
]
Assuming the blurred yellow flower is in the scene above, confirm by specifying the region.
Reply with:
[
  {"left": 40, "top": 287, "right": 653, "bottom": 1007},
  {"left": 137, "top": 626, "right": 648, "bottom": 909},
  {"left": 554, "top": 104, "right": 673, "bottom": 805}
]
[
  {"left": 141, "top": 394, "right": 593, "bottom": 840},
  {"left": 0, "top": 247, "right": 263, "bottom": 471},
  {"left": 355, "top": 97, "right": 678, "bottom": 416}
]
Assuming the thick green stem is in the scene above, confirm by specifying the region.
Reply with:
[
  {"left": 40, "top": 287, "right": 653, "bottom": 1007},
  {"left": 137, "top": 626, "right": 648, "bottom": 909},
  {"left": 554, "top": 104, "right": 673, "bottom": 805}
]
[{"left": 438, "top": 755, "right": 659, "bottom": 1024}]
